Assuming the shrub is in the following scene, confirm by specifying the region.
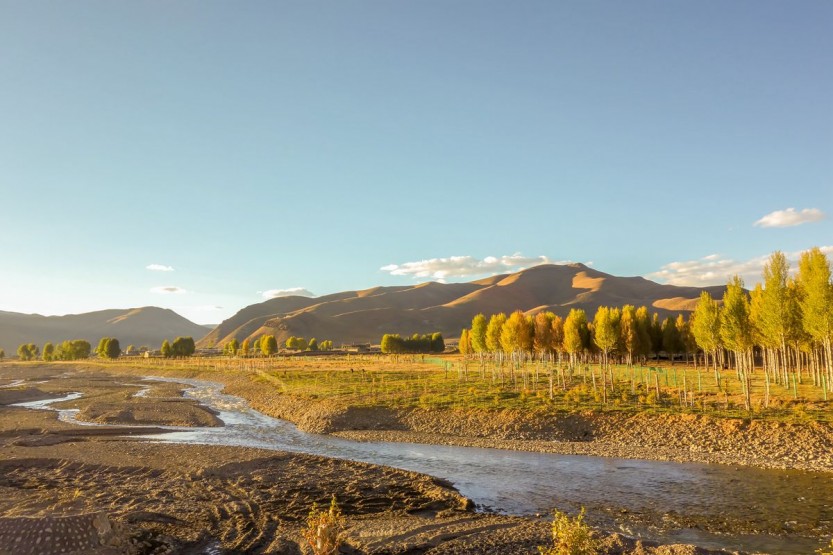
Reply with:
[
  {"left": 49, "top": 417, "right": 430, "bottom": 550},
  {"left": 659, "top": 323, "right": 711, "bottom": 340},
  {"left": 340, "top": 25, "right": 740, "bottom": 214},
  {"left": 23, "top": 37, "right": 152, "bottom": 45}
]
[
  {"left": 539, "top": 507, "right": 598, "bottom": 555},
  {"left": 302, "top": 496, "right": 345, "bottom": 555}
]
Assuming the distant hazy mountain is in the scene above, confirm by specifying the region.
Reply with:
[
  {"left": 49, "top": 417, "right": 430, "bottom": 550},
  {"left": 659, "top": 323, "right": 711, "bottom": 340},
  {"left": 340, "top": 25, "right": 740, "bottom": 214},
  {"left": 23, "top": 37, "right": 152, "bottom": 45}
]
[
  {"left": 199, "top": 264, "right": 727, "bottom": 348},
  {"left": 0, "top": 306, "right": 208, "bottom": 354}
]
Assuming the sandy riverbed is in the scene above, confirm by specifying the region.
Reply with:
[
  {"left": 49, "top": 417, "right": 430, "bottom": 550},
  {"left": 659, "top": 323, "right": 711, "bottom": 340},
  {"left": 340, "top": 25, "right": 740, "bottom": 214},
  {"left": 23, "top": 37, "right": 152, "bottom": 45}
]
[{"left": 0, "top": 364, "right": 759, "bottom": 554}]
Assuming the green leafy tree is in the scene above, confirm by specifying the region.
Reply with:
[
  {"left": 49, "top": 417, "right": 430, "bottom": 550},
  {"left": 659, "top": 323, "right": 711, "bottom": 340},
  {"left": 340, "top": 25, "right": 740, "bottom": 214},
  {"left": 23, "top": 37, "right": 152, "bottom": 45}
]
[
  {"left": 721, "top": 275, "right": 754, "bottom": 409},
  {"left": 225, "top": 338, "right": 240, "bottom": 356},
  {"left": 458, "top": 329, "right": 471, "bottom": 356},
  {"left": 286, "top": 336, "right": 300, "bottom": 350},
  {"left": 319, "top": 339, "right": 333, "bottom": 351},
  {"left": 430, "top": 332, "right": 445, "bottom": 353},
  {"left": 161, "top": 339, "right": 173, "bottom": 358},
  {"left": 619, "top": 305, "right": 638, "bottom": 366},
  {"left": 262, "top": 335, "right": 278, "bottom": 356},
  {"left": 797, "top": 247, "right": 833, "bottom": 387},
  {"left": 252, "top": 337, "right": 262, "bottom": 355},
  {"left": 485, "top": 313, "right": 508, "bottom": 356},
  {"left": 721, "top": 276, "right": 754, "bottom": 354},
  {"left": 563, "top": 309, "right": 588, "bottom": 368},
  {"left": 634, "top": 306, "right": 653, "bottom": 362},
  {"left": 103, "top": 338, "right": 121, "bottom": 359},
  {"left": 677, "top": 314, "right": 696, "bottom": 362},
  {"left": 692, "top": 291, "right": 722, "bottom": 370},
  {"left": 308, "top": 338, "right": 319, "bottom": 351},
  {"left": 96, "top": 337, "right": 110, "bottom": 358},
  {"left": 56, "top": 340, "right": 91, "bottom": 360},
  {"left": 17, "top": 343, "right": 33, "bottom": 361},
  {"left": 592, "top": 307, "right": 618, "bottom": 369},
  {"left": 0, "top": 348, "right": 4, "bottom": 360},
  {"left": 380, "top": 333, "right": 404, "bottom": 354},
  {"left": 759, "top": 251, "right": 800, "bottom": 374},
  {"left": 171, "top": 336, "right": 196, "bottom": 358},
  {"left": 470, "top": 313, "right": 488, "bottom": 359},
  {"left": 42, "top": 342, "right": 55, "bottom": 361},
  {"left": 240, "top": 338, "right": 251, "bottom": 357}
]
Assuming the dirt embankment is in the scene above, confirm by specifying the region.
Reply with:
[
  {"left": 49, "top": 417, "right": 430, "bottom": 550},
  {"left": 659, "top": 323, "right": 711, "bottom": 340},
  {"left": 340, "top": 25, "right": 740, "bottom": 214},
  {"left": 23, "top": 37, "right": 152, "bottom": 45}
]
[{"left": 222, "top": 373, "right": 833, "bottom": 473}]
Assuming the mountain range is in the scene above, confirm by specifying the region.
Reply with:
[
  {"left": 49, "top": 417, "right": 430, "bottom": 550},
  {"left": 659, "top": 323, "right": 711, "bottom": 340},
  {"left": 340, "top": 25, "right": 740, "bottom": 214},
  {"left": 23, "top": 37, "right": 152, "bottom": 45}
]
[
  {"left": 0, "top": 307, "right": 209, "bottom": 354},
  {"left": 0, "top": 264, "right": 730, "bottom": 354},
  {"left": 199, "top": 264, "right": 727, "bottom": 348}
]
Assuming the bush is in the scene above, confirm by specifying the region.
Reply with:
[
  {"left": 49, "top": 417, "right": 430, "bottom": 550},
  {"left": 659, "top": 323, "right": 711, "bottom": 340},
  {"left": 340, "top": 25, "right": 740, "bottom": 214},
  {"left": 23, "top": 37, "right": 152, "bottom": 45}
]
[
  {"left": 539, "top": 507, "right": 598, "bottom": 555},
  {"left": 302, "top": 496, "right": 345, "bottom": 555}
]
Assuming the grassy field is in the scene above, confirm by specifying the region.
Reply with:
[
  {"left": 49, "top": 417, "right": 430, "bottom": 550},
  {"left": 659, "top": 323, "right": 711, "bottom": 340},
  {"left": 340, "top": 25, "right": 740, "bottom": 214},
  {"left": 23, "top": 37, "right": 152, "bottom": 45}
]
[{"left": 75, "top": 353, "right": 833, "bottom": 424}]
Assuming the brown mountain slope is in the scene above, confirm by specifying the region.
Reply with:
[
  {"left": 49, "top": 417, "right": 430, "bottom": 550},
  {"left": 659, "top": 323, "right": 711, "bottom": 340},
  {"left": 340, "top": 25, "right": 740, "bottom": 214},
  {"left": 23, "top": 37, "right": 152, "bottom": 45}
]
[
  {"left": 200, "top": 286, "right": 415, "bottom": 348},
  {"left": 198, "top": 264, "right": 729, "bottom": 348},
  {"left": 0, "top": 307, "right": 208, "bottom": 354}
]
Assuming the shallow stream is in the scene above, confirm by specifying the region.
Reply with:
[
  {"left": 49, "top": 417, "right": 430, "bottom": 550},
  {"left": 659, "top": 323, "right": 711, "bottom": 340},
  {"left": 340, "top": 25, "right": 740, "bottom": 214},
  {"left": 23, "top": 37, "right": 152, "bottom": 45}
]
[{"left": 17, "top": 377, "right": 833, "bottom": 554}]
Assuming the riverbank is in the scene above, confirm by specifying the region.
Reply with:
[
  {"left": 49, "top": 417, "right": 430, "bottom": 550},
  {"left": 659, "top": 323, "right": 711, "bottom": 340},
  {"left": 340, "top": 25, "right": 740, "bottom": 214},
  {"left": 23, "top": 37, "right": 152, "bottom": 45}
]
[
  {"left": 215, "top": 368, "right": 833, "bottom": 474},
  {"left": 34, "top": 360, "right": 833, "bottom": 472},
  {"left": 0, "top": 364, "right": 755, "bottom": 554}
]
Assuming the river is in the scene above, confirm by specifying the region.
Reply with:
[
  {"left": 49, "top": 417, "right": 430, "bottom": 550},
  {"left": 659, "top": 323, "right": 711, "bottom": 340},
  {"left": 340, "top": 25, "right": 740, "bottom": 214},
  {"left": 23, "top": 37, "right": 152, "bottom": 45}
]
[{"left": 17, "top": 377, "right": 833, "bottom": 554}]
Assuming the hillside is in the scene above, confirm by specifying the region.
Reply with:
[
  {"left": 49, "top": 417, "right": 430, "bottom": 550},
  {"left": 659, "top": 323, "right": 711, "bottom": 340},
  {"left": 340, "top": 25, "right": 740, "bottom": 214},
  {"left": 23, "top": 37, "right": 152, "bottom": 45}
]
[
  {"left": 0, "top": 306, "right": 208, "bottom": 354},
  {"left": 199, "top": 264, "right": 727, "bottom": 348}
]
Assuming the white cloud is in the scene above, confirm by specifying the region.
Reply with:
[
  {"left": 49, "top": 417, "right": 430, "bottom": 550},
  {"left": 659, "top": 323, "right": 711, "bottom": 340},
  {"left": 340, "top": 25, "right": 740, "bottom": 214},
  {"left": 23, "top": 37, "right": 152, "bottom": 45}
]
[
  {"left": 150, "top": 286, "right": 187, "bottom": 294},
  {"left": 146, "top": 264, "right": 175, "bottom": 272},
  {"left": 754, "top": 208, "right": 826, "bottom": 228},
  {"left": 647, "top": 246, "right": 833, "bottom": 287},
  {"left": 381, "top": 254, "right": 570, "bottom": 280},
  {"left": 262, "top": 287, "right": 316, "bottom": 299}
]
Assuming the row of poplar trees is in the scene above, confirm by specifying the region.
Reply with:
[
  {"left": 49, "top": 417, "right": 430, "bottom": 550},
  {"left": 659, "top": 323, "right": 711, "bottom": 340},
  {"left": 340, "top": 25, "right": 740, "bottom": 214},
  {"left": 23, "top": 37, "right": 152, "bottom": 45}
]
[
  {"left": 17, "top": 340, "right": 95, "bottom": 361},
  {"left": 690, "top": 248, "right": 832, "bottom": 408},
  {"left": 458, "top": 305, "right": 688, "bottom": 368},
  {"left": 222, "top": 335, "right": 334, "bottom": 357},
  {"left": 458, "top": 248, "right": 832, "bottom": 409}
]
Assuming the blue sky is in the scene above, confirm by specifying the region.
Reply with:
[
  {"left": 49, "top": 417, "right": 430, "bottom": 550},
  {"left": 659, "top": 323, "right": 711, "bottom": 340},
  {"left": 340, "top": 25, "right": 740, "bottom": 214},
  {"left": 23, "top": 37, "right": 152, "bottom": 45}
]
[{"left": 1, "top": 1, "right": 831, "bottom": 324}]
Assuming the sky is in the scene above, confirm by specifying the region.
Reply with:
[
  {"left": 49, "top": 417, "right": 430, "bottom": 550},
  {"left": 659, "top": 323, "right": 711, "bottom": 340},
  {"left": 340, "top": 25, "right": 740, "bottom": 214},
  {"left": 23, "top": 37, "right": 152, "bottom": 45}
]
[{"left": 1, "top": 1, "right": 831, "bottom": 324}]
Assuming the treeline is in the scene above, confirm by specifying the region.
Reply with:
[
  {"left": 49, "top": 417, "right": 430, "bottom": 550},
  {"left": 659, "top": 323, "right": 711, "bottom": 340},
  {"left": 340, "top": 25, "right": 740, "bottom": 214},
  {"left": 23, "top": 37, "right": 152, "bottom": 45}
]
[
  {"left": 285, "top": 336, "right": 334, "bottom": 352},
  {"left": 458, "top": 307, "right": 680, "bottom": 367},
  {"left": 221, "top": 335, "right": 334, "bottom": 357},
  {"left": 10, "top": 336, "right": 199, "bottom": 361},
  {"left": 160, "top": 337, "right": 196, "bottom": 358},
  {"left": 17, "top": 339, "right": 93, "bottom": 361},
  {"left": 458, "top": 248, "right": 833, "bottom": 409},
  {"left": 95, "top": 337, "right": 121, "bottom": 359},
  {"left": 689, "top": 248, "right": 832, "bottom": 408},
  {"left": 380, "top": 332, "right": 445, "bottom": 354}
]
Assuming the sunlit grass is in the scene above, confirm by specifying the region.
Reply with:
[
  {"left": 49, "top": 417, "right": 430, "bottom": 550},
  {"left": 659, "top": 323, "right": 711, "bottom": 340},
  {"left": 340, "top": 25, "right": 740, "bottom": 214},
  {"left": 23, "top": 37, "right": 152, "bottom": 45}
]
[{"left": 68, "top": 354, "right": 833, "bottom": 423}]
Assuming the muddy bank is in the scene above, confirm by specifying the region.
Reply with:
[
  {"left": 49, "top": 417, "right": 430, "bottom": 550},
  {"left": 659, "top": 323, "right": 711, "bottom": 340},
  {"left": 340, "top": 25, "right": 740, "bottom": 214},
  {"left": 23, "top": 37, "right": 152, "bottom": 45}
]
[
  {"left": 1, "top": 367, "right": 222, "bottom": 428},
  {"left": 0, "top": 443, "right": 733, "bottom": 555},
  {"left": 73, "top": 398, "right": 222, "bottom": 428}
]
